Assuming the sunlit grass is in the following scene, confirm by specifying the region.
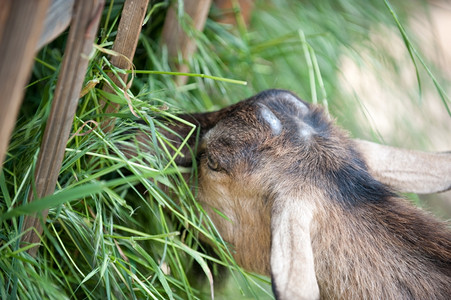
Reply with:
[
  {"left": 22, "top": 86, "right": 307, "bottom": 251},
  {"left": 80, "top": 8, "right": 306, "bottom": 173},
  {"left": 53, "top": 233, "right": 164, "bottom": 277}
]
[{"left": 1, "top": 0, "right": 449, "bottom": 299}]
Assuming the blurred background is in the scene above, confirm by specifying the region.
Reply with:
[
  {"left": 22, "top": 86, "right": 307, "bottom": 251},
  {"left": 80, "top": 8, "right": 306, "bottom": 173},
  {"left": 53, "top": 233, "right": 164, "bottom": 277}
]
[{"left": 2, "top": 0, "right": 450, "bottom": 299}]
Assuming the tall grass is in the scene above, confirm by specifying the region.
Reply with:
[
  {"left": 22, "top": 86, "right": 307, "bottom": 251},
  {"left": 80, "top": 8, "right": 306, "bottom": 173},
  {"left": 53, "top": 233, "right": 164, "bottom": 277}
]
[{"left": 1, "top": 0, "right": 449, "bottom": 299}]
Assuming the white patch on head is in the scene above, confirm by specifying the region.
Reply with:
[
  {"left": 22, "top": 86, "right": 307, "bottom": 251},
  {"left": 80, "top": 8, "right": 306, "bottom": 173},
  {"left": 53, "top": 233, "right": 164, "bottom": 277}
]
[
  {"left": 299, "top": 123, "right": 315, "bottom": 139},
  {"left": 259, "top": 104, "right": 283, "bottom": 135},
  {"left": 280, "top": 92, "right": 309, "bottom": 115}
]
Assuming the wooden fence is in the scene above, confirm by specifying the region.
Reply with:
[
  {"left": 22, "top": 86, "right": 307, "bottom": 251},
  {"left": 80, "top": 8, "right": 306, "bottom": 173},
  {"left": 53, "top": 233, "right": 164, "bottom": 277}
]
[{"left": 0, "top": 0, "right": 231, "bottom": 255}]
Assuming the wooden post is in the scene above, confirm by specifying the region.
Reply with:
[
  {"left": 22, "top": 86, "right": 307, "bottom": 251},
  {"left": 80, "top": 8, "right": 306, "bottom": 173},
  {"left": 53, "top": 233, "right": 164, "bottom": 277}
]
[
  {"left": 21, "top": 0, "right": 104, "bottom": 256},
  {"left": 213, "top": 0, "right": 254, "bottom": 26},
  {"left": 161, "top": 0, "right": 212, "bottom": 86},
  {"left": 0, "top": 0, "right": 51, "bottom": 169},
  {"left": 101, "top": 0, "right": 150, "bottom": 132}
]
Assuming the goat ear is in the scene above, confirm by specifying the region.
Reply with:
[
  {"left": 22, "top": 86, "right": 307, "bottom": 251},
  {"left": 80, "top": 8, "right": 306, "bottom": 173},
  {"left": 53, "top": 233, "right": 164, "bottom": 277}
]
[
  {"left": 354, "top": 139, "right": 451, "bottom": 194},
  {"left": 270, "top": 198, "right": 320, "bottom": 300}
]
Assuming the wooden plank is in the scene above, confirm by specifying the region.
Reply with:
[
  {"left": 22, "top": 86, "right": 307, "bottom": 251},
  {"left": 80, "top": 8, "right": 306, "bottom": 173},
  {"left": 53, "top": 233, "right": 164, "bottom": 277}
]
[
  {"left": 0, "top": 1, "right": 12, "bottom": 44},
  {"left": 161, "top": 0, "right": 212, "bottom": 86},
  {"left": 21, "top": 0, "right": 105, "bottom": 256},
  {"left": 0, "top": 0, "right": 51, "bottom": 169},
  {"left": 101, "top": 0, "right": 150, "bottom": 132},
  {"left": 37, "top": 0, "right": 75, "bottom": 50},
  {"left": 213, "top": 0, "right": 254, "bottom": 26}
]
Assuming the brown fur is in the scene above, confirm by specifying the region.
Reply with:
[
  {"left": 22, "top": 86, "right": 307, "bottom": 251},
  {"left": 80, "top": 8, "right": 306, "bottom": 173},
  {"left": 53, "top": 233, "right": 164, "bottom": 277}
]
[
  {"left": 133, "top": 89, "right": 451, "bottom": 299},
  {"left": 313, "top": 195, "right": 451, "bottom": 299}
]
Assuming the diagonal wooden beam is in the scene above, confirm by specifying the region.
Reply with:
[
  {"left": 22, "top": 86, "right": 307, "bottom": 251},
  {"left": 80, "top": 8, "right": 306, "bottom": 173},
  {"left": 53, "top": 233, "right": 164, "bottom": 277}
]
[{"left": 21, "top": 0, "right": 104, "bottom": 256}]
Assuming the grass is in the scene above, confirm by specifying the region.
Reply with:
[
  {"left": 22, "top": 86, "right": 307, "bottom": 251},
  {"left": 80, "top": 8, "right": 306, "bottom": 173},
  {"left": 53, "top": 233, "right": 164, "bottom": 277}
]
[{"left": 1, "top": 0, "right": 449, "bottom": 299}]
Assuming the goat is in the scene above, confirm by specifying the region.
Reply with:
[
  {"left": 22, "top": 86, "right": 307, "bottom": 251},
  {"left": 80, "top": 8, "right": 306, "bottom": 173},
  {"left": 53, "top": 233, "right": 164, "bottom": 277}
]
[{"left": 134, "top": 89, "right": 451, "bottom": 299}]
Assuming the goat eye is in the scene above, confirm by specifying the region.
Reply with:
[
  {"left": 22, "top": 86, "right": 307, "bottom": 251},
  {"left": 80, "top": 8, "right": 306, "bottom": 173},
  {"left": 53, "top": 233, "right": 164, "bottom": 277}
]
[{"left": 207, "top": 155, "right": 221, "bottom": 171}]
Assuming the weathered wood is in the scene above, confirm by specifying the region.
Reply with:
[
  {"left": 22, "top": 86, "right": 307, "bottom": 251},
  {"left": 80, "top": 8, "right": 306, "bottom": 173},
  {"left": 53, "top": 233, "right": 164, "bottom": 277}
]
[
  {"left": 213, "top": 0, "right": 254, "bottom": 26},
  {"left": 0, "top": 1, "right": 12, "bottom": 44},
  {"left": 22, "top": 0, "right": 104, "bottom": 256},
  {"left": 101, "top": 0, "right": 150, "bottom": 132},
  {"left": 162, "top": 0, "right": 212, "bottom": 85},
  {"left": 0, "top": 0, "right": 51, "bottom": 169},
  {"left": 37, "top": 0, "right": 75, "bottom": 50}
]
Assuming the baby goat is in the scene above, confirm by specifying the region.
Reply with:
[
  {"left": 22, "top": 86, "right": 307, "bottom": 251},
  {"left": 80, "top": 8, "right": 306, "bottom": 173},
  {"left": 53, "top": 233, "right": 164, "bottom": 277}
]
[{"left": 137, "top": 89, "right": 451, "bottom": 299}]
